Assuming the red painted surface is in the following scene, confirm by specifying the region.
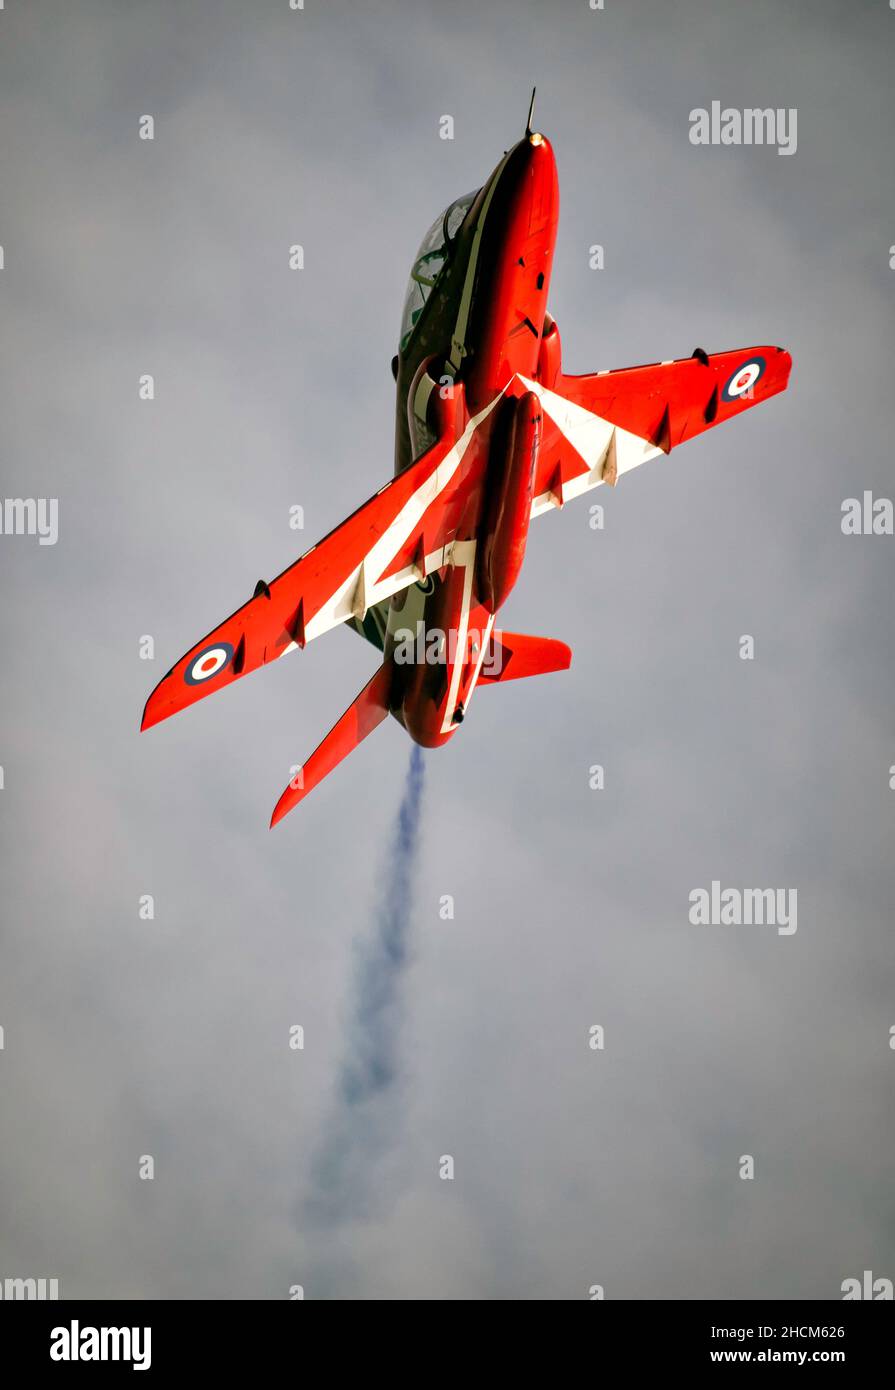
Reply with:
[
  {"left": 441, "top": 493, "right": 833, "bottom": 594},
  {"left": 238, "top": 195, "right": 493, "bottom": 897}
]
[{"left": 140, "top": 124, "right": 792, "bottom": 823}]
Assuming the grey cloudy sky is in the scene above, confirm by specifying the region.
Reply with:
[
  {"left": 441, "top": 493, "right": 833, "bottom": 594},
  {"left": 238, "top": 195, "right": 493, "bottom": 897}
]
[{"left": 1, "top": 0, "right": 893, "bottom": 1299}]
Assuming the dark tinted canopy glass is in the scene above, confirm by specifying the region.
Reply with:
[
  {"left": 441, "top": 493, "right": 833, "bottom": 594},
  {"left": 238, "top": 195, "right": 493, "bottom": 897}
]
[{"left": 399, "top": 189, "right": 479, "bottom": 351}]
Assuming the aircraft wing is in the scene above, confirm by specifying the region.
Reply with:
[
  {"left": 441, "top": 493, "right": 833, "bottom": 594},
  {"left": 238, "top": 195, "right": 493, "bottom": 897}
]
[
  {"left": 141, "top": 400, "right": 498, "bottom": 731},
  {"left": 520, "top": 345, "right": 792, "bottom": 516}
]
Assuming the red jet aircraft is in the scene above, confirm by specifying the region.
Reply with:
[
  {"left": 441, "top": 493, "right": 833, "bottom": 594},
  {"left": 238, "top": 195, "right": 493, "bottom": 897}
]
[{"left": 142, "top": 98, "right": 792, "bottom": 826}]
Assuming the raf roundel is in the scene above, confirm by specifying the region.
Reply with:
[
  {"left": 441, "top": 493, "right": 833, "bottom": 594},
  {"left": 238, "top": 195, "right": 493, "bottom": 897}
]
[
  {"left": 184, "top": 642, "right": 235, "bottom": 686},
  {"left": 721, "top": 355, "right": 766, "bottom": 403}
]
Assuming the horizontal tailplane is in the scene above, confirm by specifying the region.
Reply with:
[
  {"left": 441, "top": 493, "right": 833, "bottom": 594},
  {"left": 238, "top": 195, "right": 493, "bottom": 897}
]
[
  {"left": 269, "top": 664, "right": 391, "bottom": 827},
  {"left": 478, "top": 631, "right": 571, "bottom": 685}
]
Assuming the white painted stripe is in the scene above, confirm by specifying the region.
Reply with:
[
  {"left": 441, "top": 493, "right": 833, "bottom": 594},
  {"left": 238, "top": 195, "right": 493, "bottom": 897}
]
[
  {"left": 286, "top": 368, "right": 662, "bottom": 662},
  {"left": 463, "top": 611, "right": 496, "bottom": 714},
  {"left": 440, "top": 538, "right": 477, "bottom": 734},
  {"left": 518, "top": 374, "right": 661, "bottom": 517},
  {"left": 303, "top": 389, "right": 506, "bottom": 644}
]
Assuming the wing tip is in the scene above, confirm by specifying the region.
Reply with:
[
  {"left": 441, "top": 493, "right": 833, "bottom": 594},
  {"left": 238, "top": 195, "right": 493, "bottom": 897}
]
[
  {"left": 270, "top": 788, "right": 300, "bottom": 829},
  {"left": 140, "top": 688, "right": 164, "bottom": 732}
]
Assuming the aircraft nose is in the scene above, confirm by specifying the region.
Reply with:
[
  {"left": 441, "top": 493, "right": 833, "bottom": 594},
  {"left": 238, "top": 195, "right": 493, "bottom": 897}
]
[
  {"left": 521, "top": 128, "right": 554, "bottom": 161},
  {"left": 519, "top": 131, "right": 558, "bottom": 233}
]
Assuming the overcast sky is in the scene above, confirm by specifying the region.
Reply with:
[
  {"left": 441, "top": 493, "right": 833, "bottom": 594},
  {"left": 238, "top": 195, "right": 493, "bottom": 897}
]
[{"left": 1, "top": 0, "right": 893, "bottom": 1299}]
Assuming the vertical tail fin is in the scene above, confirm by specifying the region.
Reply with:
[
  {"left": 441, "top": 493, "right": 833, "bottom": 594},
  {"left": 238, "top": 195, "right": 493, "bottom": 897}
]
[{"left": 269, "top": 664, "right": 392, "bottom": 827}]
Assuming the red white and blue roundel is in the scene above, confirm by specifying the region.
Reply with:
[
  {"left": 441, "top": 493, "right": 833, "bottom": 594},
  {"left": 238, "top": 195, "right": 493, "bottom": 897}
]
[
  {"left": 722, "top": 356, "right": 766, "bottom": 403},
  {"left": 184, "top": 642, "right": 234, "bottom": 685}
]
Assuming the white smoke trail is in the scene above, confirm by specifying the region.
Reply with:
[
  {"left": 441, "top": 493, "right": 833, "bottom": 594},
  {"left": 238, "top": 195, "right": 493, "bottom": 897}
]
[{"left": 303, "top": 746, "right": 425, "bottom": 1284}]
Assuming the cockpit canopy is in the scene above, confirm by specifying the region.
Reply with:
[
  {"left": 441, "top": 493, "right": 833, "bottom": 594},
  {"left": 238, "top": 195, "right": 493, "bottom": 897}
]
[{"left": 399, "top": 189, "right": 479, "bottom": 352}]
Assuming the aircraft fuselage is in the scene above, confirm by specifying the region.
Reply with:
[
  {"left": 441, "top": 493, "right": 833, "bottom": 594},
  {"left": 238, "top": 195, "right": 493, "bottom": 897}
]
[{"left": 388, "top": 131, "right": 560, "bottom": 747}]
